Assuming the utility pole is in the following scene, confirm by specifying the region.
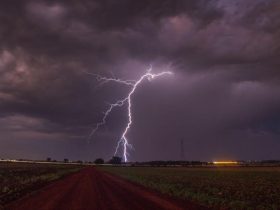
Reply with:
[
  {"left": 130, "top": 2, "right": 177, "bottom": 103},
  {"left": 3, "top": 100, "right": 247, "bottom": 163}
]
[{"left": 180, "top": 138, "right": 185, "bottom": 161}]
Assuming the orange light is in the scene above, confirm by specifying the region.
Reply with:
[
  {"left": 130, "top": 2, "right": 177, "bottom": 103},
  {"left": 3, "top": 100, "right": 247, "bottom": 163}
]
[{"left": 213, "top": 161, "right": 238, "bottom": 165}]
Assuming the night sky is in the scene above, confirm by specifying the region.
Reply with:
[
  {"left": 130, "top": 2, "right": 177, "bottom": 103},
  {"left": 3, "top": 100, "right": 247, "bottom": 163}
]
[{"left": 1, "top": 0, "right": 280, "bottom": 162}]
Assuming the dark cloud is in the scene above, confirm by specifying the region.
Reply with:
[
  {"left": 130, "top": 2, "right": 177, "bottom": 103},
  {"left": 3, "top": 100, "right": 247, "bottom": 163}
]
[{"left": 0, "top": 0, "right": 280, "bottom": 161}]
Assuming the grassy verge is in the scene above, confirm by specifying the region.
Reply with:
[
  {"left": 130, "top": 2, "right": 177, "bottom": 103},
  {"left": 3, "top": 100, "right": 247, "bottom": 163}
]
[
  {"left": 0, "top": 162, "right": 83, "bottom": 207},
  {"left": 100, "top": 166, "right": 280, "bottom": 210}
]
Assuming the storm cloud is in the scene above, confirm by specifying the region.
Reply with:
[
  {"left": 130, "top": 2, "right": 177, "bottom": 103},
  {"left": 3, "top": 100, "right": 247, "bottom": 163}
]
[{"left": 0, "top": 0, "right": 280, "bottom": 161}]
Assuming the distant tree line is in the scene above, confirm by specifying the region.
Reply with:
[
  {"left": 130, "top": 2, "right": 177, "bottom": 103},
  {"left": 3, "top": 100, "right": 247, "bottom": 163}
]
[
  {"left": 94, "top": 158, "right": 104, "bottom": 164},
  {"left": 44, "top": 157, "right": 280, "bottom": 166},
  {"left": 46, "top": 157, "right": 207, "bottom": 166},
  {"left": 45, "top": 156, "right": 123, "bottom": 165},
  {"left": 131, "top": 161, "right": 209, "bottom": 167},
  {"left": 94, "top": 156, "right": 122, "bottom": 165}
]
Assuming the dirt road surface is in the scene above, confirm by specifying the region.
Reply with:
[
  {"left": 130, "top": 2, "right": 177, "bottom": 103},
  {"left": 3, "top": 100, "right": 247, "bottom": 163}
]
[{"left": 6, "top": 167, "right": 208, "bottom": 210}]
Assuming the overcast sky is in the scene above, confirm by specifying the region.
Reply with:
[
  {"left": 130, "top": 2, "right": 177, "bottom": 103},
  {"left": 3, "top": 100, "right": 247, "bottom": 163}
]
[{"left": 0, "top": 0, "right": 280, "bottom": 162}]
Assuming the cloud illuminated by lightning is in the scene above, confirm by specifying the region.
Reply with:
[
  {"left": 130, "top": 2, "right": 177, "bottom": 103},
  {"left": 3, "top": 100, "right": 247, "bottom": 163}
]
[{"left": 88, "top": 67, "right": 172, "bottom": 162}]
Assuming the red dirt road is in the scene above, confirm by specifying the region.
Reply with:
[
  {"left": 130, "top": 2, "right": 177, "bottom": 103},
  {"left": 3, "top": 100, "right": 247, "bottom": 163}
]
[{"left": 7, "top": 167, "right": 208, "bottom": 210}]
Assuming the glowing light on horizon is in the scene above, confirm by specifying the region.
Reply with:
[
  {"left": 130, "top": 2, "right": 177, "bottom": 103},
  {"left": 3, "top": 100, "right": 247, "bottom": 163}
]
[
  {"left": 87, "top": 67, "right": 173, "bottom": 162},
  {"left": 213, "top": 161, "right": 239, "bottom": 165}
]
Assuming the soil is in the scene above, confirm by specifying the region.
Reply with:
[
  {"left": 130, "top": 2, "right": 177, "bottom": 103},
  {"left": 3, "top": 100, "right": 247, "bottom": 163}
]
[{"left": 6, "top": 167, "right": 209, "bottom": 210}]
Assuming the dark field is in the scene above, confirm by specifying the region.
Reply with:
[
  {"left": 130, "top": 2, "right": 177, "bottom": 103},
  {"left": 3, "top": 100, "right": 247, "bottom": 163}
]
[
  {"left": 101, "top": 166, "right": 280, "bottom": 210},
  {"left": 0, "top": 162, "right": 83, "bottom": 208}
]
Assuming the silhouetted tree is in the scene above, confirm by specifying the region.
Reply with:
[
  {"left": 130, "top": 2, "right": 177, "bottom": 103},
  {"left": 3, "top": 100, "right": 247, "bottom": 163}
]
[
  {"left": 46, "top": 157, "right": 51, "bottom": 162},
  {"left": 94, "top": 158, "right": 104, "bottom": 164},
  {"left": 64, "top": 158, "right": 69, "bottom": 163},
  {"left": 108, "top": 156, "right": 122, "bottom": 164}
]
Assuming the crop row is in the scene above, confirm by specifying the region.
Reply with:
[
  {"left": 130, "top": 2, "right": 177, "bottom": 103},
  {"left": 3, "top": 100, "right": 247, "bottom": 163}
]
[
  {"left": 0, "top": 162, "right": 83, "bottom": 207},
  {"left": 101, "top": 166, "right": 280, "bottom": 210}
]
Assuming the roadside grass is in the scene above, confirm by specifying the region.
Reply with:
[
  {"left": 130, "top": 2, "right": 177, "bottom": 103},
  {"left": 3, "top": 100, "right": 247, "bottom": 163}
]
[
  {"left": 100, "top": 166, "right": 280, "bottom": 210},
  {"left": 0, "top": 162, "right": 83, "bottom": 207}
]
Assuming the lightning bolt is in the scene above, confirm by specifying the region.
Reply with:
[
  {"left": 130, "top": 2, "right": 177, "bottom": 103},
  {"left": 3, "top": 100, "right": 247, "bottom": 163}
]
[{"left": 88, "top": 67, "right": 172, "bottom": 162}]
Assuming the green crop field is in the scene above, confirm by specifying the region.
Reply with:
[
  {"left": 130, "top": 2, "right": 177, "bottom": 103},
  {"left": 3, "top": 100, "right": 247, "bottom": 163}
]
[
  {"left": 0, "top": 162, "right": 83, "bottom": 208},
  {"left": 101, "top": 166, "right": 280, "bottom": 210}
]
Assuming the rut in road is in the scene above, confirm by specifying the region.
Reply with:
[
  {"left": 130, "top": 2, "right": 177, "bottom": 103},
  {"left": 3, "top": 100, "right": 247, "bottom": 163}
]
[{"left": 7, "top": 167, "right": 208, "bottom": 210}]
